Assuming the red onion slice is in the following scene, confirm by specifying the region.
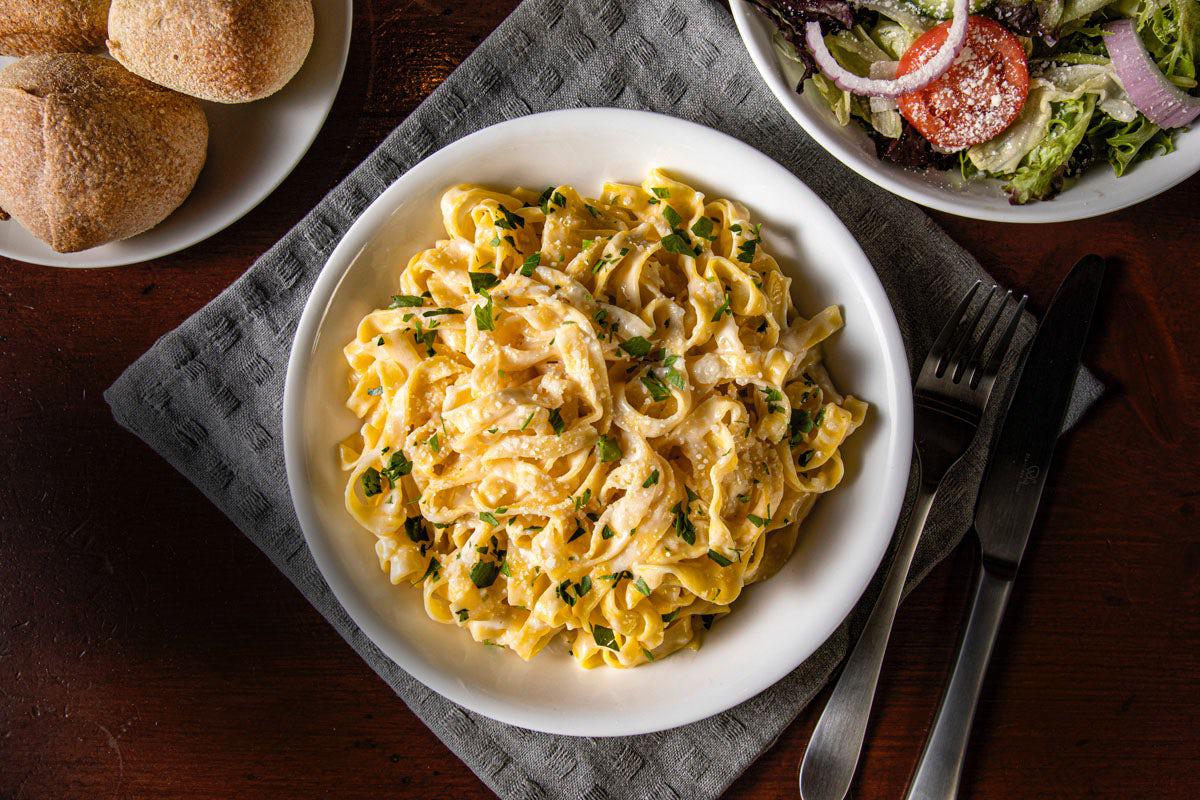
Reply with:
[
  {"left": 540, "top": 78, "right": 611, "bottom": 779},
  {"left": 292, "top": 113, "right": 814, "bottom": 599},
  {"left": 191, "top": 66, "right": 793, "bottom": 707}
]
[
  {"left": 803, "top": 0, "right": 969, "bottom": 98},
  {"left": 1105, "top": 19, "right": 1200, "bottom": 129}
]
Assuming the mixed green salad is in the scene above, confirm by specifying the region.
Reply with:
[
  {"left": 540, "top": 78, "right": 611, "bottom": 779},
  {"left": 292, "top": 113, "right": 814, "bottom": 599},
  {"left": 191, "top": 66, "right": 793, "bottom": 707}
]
[{"left": 750, "top": 0, "right": 1199, "bottom": 203}]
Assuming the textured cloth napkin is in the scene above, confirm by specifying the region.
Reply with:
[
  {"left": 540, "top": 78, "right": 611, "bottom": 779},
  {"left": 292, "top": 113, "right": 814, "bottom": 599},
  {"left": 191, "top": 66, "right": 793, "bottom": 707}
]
[{"left": 105, "top": 1, "right": 1102, "bottom": 797}]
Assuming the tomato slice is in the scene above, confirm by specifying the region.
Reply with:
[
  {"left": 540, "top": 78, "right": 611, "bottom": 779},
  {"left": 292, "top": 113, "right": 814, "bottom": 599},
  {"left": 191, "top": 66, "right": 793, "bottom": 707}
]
[{"left": 896, "top": 16, "right": 1029, "bottom": 152}]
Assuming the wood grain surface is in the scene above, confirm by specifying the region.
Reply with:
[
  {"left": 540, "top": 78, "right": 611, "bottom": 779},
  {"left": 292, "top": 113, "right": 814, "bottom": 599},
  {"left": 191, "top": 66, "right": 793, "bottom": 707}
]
[{"left": 2, "top": 2, "right": 1197, "bottom": 798}]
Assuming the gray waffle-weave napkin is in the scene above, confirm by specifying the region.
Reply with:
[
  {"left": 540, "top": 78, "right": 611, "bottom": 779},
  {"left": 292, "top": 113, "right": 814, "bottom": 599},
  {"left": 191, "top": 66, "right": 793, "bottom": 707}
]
[{"left": 105, "top": 0, "right": 1103, "bottom": 797}]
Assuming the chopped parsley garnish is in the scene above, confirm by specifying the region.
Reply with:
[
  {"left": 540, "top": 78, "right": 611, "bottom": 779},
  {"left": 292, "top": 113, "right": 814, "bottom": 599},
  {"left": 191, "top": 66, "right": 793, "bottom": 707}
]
[
  {"left": 711, "top": 292, "right": 732, "bottom": 322},
  {"left": 662, "top": 205, "right": 682, "bottom": 227},
  {"left": 367, "top": 386, "right": 382, "bottom": 396},
  {"left": 661, "top": 609, "right": 680, "bottom": 623},
  {"left": 633, "top": 577, "right": 651, "bottom": 596},
  {"left": 376, "top": 336, "right": 385, "bottom": 346},
  {"left": 651, "top": 187, "right": 670, "bottom": 199},
  {"left": 556, "top": 579, "right": 577, "bottom": 607},
  {"left": 691, "top": 217, "right": 716, "bottom": 240},
  {"left": 672, "top": 501, "right": 696, "bottom": 545},
  {"left": 592, "top": 625, "right": 619, "bottom": 651},
  {"left": 548, "top": 407, "right": 565, "bottom": 436},
  {"left": 490, "top": 236, "right": 502, "bottom": 247},
  {"left": 662, "top": 361, "right": 685, "bottom": 389},
  {"left": 420, "top": 557, "right": 441, "bottom": 583},
  {"left": 660, "top": 232, "right": 694, "bottom": 256},
  {"left": 470, "top": 560, "right": 500, "bottom": 588},
  {"left": 747, "top": 513, "right": 768, "bottom": 527},
  {"left": 641, "top": 373, "right": 670, "bottom": 401},
  {"left": 537, "top": 187, "right": 567, "bottom": 214},
  {"left": 389, "top": 294, "right": 424, "bottom": 308},
  {"left": 814, "top": 408, "right": 826, "bottom": 427},
  {"left": 360, "top": 467, "right": 383, "bottom": 497},
  {"left": 474, "top": 293, "right": 496, "bottom": 331},
  {"left": 494, "top": 204, "right": 525, "bottom": 230},
  {"left": 455, "top": 608, "right": 469, "bottom": 622},
  {"left": 500, "top": 561, "right": 512, "bottom": 577},
  {"left": 577, "top": 575, "right": 592, "bottom": 597},
  {"left": 404, "top": 516, "right": 428, "bottom": 543},
  {"left": 412, "top": 322, "right": 437, "bottom": 357},
  {"left": 423, "top": 307, "right": 463, "bottom": 317},
  {"left": 707, "top": 549, "right": 734, "bottom": 567},
  {"left": 520, "top": 410, "right": 537, "bottom": 431},
  {"left": 686, "top": 486, "right": 700, "bottom": 503},
  {"left": 761, "top": 386, "right": 784, "bottom": 414},
  {"left": 479, "top": 511, "right": 500, "bottom": 527},
  {"left": 520, "top": 252, "right": 541, "bottom": 277},
  {"left": 642, "top": 469, "right": 660, "bottom": 488},
  {"left": 428, "top": 432, "right": 440, "bottom": 452},
  {"left": 798, "top": 449, "right": 816, "bottom": 467},
  {"left": 643, "top": 647, "right": 655, "bottom": 662},
  {"left": 601, "top": 524, "right": 615, "bottom": 540},
  {"left": 567, "top": 524, "right": 585, "bottom": 543},
  {"left": 469, "top": 271, "right": 499, "bottom": 293},
  {"left": 601, "top": 570, "right": 633, "bottom": 582},
  {"left": 789, "top": 409, "right": 814, "bottom": 445},
  {"left": 596, "top": 434, "right": 623, "bottom": 462},
  {"left": 592, "top": 246, "right": 629, "bottom": 273},
  {"left": 573, "top": 489, "right": 592, "bottom": 510},
  {"left": 585, "top": 203, "right": 600, "bottom": 218},
  {"left": 619, "top": 336, "right": 654, "bottom": 358},
  {"left": 382, "top": 450, "right": 413, "bottom": 482},
  {"left": 736, "top": 224, "right": 762, "bottom": 263}
]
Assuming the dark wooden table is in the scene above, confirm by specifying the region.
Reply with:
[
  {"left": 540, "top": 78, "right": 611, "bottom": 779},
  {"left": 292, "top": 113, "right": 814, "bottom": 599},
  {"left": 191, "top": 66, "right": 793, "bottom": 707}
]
[{"left": 3, "top": 2, "right": 1198, "bottom": 798}]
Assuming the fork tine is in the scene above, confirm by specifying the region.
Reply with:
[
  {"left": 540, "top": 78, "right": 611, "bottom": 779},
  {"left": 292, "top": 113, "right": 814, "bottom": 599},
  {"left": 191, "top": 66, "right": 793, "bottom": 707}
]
[
  {"left": 929, "top": 282, "right": 981, "bottom": 370},
  {"left": 969, "top": 294, "right": 1027, "bottom": 389},
  {"left": 943, "top": 285, "right": 997, "bottom": 379},
  {"left": 954, "top": 289, "right": 1010, "bottom": 382}
]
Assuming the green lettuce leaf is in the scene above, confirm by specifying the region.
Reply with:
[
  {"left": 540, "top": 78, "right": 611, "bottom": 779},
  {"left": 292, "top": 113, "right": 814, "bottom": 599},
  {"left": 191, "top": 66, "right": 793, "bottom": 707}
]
[
  {"left": 1134, "top": 0, "right": 1198, "bottom": 85},
  {"left": 1004, "top": 95, "right": 1097, "bottom": 203}
]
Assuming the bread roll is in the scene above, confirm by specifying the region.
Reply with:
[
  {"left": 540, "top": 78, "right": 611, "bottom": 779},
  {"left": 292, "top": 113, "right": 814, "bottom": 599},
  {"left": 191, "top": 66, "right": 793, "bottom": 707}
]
[
  {"left": 0, "top": 54, "right": 208, "bottom": 253},
  {"left": 108, "top": 0, "right": 315, "bottom": 104},
  {"left": 0, "top": 1, "right": 111, "bottom": 56}
]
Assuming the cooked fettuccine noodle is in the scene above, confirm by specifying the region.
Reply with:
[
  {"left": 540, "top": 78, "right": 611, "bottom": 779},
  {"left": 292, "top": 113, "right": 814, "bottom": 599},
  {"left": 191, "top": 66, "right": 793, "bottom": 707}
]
[{"left": 339, "top": 169, "right": 866, "bottom": 668}]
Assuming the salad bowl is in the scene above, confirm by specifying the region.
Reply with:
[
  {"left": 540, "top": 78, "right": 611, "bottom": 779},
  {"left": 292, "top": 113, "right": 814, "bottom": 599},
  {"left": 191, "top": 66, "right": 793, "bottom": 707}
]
[{"left": 731, "top": 0, "right": 1200, "bottom": 222}]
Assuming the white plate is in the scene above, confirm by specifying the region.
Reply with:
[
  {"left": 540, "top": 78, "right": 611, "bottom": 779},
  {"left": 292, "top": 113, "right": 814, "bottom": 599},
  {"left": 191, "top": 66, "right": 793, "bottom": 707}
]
[
  {"left": 283, "top": 109, "right": 913, "bottom": 737},
  {"left": 731, "top": 0, "right": 1200, "bottom": 222},
  {"left": 0, "top": 0, "right": 352, "bottom": 268}
]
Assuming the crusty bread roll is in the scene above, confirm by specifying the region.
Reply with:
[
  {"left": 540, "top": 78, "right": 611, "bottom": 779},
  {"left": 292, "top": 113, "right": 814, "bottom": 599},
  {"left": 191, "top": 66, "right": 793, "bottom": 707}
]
[
  {"left": 108, "top": 0, "right": 315, "bottom": 104},
  {"left": 0, "top": 1, "right": 111, "bottom": 56},
  {"left": 0, "top": 54, "right": 208, "bottom": 253}
]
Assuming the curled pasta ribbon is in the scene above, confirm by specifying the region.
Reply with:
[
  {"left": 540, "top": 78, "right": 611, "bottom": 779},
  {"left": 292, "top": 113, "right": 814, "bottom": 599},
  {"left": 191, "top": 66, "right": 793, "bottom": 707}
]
[{"left": 340, "top": 169, "right": 865, "bottom": 668}]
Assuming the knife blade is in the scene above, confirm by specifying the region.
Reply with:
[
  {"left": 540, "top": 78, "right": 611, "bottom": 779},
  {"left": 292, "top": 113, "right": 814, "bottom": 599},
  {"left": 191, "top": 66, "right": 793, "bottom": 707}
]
[{"left": 974, "top": 254, "right": 1106, "bottom": 575}]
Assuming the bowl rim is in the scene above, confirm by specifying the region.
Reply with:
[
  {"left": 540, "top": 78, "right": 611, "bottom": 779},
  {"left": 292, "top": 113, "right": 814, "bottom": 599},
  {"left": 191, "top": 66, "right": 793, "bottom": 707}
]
[
  {"left": 729, "top": 0, "right": 1200, "bottom": 223},
  {"left": 282, "top": 107, "right": 914, "bottom": 736}
]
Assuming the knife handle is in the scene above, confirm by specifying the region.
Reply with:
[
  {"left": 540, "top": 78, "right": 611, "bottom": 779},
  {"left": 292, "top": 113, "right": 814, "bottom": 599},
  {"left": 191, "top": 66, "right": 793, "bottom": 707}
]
[{"left": 906, "top": 561, "right": 1013, "bottom": 800}]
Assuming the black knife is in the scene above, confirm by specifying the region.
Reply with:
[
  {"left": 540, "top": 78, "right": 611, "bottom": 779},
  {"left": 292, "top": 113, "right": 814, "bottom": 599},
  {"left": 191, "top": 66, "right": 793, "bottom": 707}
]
[{"left": 905, "top": 255, "right": 1107, "bottom": 800}]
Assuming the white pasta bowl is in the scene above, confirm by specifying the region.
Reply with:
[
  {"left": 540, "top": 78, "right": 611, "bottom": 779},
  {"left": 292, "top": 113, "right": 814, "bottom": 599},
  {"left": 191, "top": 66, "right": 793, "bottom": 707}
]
[
  {"left": 730, "top": 0, "right": 1200, "bottom": 222},
  {"left": 283, "top": 108, "right": 913, "bottom": 736}
]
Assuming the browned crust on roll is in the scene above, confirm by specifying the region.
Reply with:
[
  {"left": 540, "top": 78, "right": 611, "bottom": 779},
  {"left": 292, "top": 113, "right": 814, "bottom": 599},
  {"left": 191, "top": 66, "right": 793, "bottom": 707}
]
[
  {"left": 0, "top": 54, "right": 208, "bottom": 253},
  {"left": 0, "top": 1, "right": 111, "bottom": 56},
  {"left": 108, "top": 0, "right": 315, "bottom": 104}
]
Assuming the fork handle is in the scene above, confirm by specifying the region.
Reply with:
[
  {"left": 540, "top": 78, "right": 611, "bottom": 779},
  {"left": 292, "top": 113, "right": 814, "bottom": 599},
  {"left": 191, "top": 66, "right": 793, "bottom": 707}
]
[
  {"left": 799, "top": 483, "right": 938, "bottom": 800},
  {"left": 905, "top": 562, "right": 1013, "bottom": 800}
]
